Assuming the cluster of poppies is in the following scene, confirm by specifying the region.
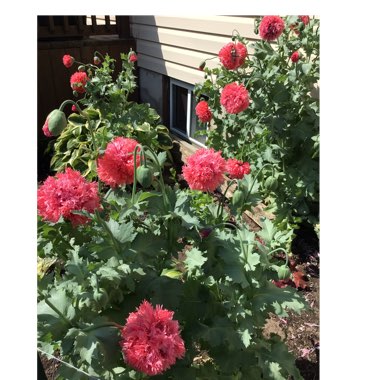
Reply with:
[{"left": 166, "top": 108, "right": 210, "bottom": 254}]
[{"left": 195, "top": 15, "right": 310, "bottom": 123}]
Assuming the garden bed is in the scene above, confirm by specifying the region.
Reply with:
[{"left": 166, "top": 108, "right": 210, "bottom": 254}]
[{"left": 39, "top": 216, "right": 319, "bottom": 380}]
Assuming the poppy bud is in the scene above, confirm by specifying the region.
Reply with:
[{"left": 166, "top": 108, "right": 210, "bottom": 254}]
[
  {"left": 62, "top": 55, "right": 75, "bottom": 68},
  {"left": 43, "top": 109, "right": 67, "bottom": 136},
  {"left": 199, "top": 227, "right": 213, "bottom": 239},
  {"left": 264, "top": 176, "right": 278, "bottom": 191},
  {"left": 198, "top": 60, "right": 206, "bottom": 71},
  {"left": 78, "top": 65, "right": 86, "bottom": 72},
  {"left": 136, "top": 166, "right": 154, "bottom": 188},
  {"left": 93, "top": 56, "right": 101, "bottom": 65},
  {"left": 232, "top": 189, "right": 244, "bottom": 207},
  {"left": 129, "top": 53, "right": 138, "bottom": 63},
  {"left": 277, "top": 265, "right": 291, "bottom": 280}
]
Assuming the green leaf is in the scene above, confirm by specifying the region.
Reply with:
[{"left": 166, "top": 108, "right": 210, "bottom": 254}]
[
  {"left": 145, "top": 276, "right": 183, "bottom": 309},
  {"left": 73, "top": 323, "right": 121, "bottom": 369},
  {"left": 251, "top": 282, "right": 307, "bottom": 318},
  {"left": 161, "top": 268, "right": 182, "bottom": 279},
  {"left": 240, "top": 328, "right": 251, "bottom": 348},
  {"left": 257, "top": 218, "right": 277, "bottom": 244},
  {"left": 302, "top": 63, "right": 312, "bottom": 75},
  {"left": 184, "top": 248, "right": 207, "bottom": 275},
  {"left": 105, "top": 220, "right": 137, "bottom": 244},
  {"left": 156, "top": 151, "right": 167, "bottom": 167},
  {"left": 38, "top": 288, "right": 75, "bottom": 339},
  {"left": 268, "top": 362, "right": 286, "bottom": 380},
  {"left": 137, "top": 191, "right": 160, "bottom": 203},
  {"left": 68, "top": 113, "right": 87, "bottom": 127}
]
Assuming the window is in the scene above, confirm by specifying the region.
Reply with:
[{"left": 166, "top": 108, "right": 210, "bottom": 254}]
[{"left": 169, "top": 79, "right": 207, "bottom": 147}]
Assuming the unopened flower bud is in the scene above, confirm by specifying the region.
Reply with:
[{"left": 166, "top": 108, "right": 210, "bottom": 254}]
[
  {"left": 93, "top": 56, "right": 101, "bottom": 65},
  {"left": 136, "top": 166, "right": 154, "bottom": 188},
  {"left": 199, "top": 227, "right": 213, "bottom": 239},
  {"left": 277, "top": 265, "right": 291, "bottom": 280},
  {"left": 198, "top": 60, "right": 206, "bottom": 71},
  {"left": 232, "top": 189, "right": 244, "bottom": 207},
  {"left": 43, "top": 109, "right": 67, "bottom": 136},
  {"left": 78, "top": 65, "right": 86, "bottom": 72},
  {"left": 129, "top": 53, "right": 138, "bottom": 63},
  {"left": 62, "top": 54, "right": 75, "bottom": 68}
]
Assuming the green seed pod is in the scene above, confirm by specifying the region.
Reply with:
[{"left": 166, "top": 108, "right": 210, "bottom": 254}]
[
  {"left": 46, "top": 109, "right": 67, "bottom": 136},
  {"left": 264, "top": 176, "right": 278, "bottom": 191},
  {"left": 78, "top": 65, "right": 86, "bottom": 72},
  {"left": 232, "top": 189, "right": 245, "bottom": 207},
  {"left": 277, "top": 265, "right": 291, "bottom": 280},
  {"left": 93, "top": 288, "right": 109, "bottom": 308},
  {"left": 136, "top": 166, "right": 154, "bottom": 188}
]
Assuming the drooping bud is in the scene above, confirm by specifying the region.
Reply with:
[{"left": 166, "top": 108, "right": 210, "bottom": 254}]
[
  {"left": 78, "top": 65, "right": 86, "bottom": 72},
  {"left": 43, "top": 109, "right": 67, "bottom": 136},
  {"left": 277, "top": 265, "right": 291, "bottom": 280},
  {"left": 93, "top": 56, "right": 101, "bottom": 65},
  {"left": 264, "top": 176, "right": 278, "bottom": 191},
  {"left": 136, "top": 166, "right": 154, "bottom": 188},
  {"left": 199, "top": 227, "right": 213, "bottom": 239},
  {"left": 232, "top": 189, "right": 245, "bottom": 207},
  {"left": 198, "top": 60, "right": 206, "bottom": 71}
]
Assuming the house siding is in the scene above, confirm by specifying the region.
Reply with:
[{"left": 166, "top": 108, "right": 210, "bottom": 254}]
[{"left": 130, "top": 16, "right": 260, "bottom": 85}]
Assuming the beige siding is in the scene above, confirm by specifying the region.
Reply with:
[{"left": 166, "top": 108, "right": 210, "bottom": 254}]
[{"left": 130, "top": 16, "right": 259, "bottom": 85}]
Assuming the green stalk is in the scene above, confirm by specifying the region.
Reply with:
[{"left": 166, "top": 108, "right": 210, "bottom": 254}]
[
  {"left": 219, "top": 222, "right": 255, "bottom": 293},
  {"left": 73, "top": 60, "right": 98, "bottom": 69},
  {"left": 95, "top": 210, "right": 121, "bottom": 256},
  {"left": 267, "top": 247, "right": 289, "bottom": 265},
  {"left": 131, "top": 144, "right": 143, "bottom": 204},
  {"left": 94, "top": 51, "right": 106, "bottom": 61},
  {"left": 38, "top": 290, "right": 73, "bottom": 327},
  {"left": 246, "top": 163, "right": 275, "bottom": 199},
  {"left": 82, "top": 321, "right": 122, "bottom": 333},
  {"left": 58, "top": 99, "right": 83, "bottom": 113},
  {"left": 144, "top": 145, "right": 170, "bottom": 210},
  {"left": 217, "top": 179, "right": 238, "bottom": 221}
]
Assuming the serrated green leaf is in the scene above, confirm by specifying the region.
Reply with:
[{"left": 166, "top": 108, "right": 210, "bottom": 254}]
[
  {"left": 258, "top": 218, "right": 277, "bottom": 244},
  {"left": 184, "top": 248, "right": 207, "bottom": 274},
  {"left": 268, "top": 362, "right": 286, "bottom": 380},
  {"left": 156, "top": 151, "right": 167, "bottom": 166},
  {"left": 240, "top": 328, "right": 251, "bottom": 348},
  {"left": 302, "top": 63, "right": 312, "bottom": 75},
  {"left": 105, "top": 219, "right": 137, "bottom": 244}
]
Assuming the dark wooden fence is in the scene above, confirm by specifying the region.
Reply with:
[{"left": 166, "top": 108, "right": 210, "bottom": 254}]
[{"left": 38, "top": 16, "right": 137, "bottom": 181}]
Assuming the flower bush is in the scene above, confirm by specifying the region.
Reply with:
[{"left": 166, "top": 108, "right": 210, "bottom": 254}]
[
  {"left": 44, "top": 50, "right": 173, "bottom": 181},
  {"left": 194, "top": 15, "right": 320, "bottom": 230},
  {"left": 38, "top": 32, "right": 311, "bottom": 379}
]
